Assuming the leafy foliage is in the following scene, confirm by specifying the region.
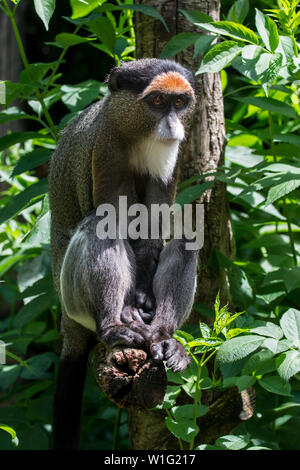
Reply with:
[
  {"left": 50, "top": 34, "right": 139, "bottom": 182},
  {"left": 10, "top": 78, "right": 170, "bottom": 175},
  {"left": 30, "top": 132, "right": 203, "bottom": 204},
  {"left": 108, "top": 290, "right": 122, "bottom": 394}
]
[
  {"left": 1, "top": 0, "right": 300, "bottom": 451},
  {"left": 163, "top": 0, "right": 300, "bottom": 451}
]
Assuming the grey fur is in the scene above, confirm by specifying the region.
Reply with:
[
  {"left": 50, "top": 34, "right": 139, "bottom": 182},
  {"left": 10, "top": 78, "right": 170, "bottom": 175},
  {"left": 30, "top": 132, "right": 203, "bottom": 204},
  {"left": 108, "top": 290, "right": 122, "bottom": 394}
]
[{"left": 50, "top": 59, "right": 198, "bottom": 449}]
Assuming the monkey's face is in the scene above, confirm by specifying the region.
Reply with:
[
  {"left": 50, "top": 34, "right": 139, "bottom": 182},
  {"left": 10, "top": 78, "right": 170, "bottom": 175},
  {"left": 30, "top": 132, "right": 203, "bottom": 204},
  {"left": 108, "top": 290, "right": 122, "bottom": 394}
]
[
  {"left": 136, "top": 70, "right": 196, "bottom": 143},
  {"left": 140, "top": 91, "right": 192, "bottom": 143},
  {"left": 107, "top": 60, "right": 197, "bottom": 144}
]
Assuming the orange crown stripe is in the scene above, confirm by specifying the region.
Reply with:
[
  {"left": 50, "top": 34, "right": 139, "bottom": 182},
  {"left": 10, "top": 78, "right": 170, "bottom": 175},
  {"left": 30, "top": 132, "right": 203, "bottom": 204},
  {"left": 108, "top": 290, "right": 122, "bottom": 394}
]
[{"left": 138, "top": 71, "right": 195, "bottom": 100}]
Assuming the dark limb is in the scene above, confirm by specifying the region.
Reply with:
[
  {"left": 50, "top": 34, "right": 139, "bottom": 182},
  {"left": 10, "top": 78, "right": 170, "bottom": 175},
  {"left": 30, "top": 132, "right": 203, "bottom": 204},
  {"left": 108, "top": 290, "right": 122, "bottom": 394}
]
[
  {"left": 149, "top": 238, "right": 199, "bottom": 371},
  {"left": 60, "top": 212, "right": 151, "bottom": 349},
  {"left": 53, "top": 316, "right": 94, "bottom": 450}
]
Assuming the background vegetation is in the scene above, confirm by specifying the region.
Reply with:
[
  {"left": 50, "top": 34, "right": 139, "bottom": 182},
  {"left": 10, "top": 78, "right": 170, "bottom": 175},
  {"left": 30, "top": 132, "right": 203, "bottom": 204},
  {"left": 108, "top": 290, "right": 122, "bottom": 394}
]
[{"left": 0, "top": 0, "right": 300, "bottom": 450}]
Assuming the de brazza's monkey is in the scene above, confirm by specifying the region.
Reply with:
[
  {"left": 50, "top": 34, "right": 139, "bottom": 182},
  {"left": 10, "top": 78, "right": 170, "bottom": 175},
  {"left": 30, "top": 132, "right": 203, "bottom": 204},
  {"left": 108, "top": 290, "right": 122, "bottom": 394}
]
[{"left": 49, "top": 58, "right": 199, "bottom": 449}]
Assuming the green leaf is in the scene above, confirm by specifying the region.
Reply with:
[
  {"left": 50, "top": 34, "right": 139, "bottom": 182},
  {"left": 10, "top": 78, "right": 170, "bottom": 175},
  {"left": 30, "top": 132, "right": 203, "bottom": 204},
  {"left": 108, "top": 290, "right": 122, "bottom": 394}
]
[
  {"left": 70, "top": 0, "right": 100, "bottom": 18},
  {"left": 61, "top": 80, "right": 103, "bottom": 112},
  {"left": 255, "top": 9, "right": 279, "bottom": 52},
  {"left": 226, "top": 328, "right": 249, "bottom": 339},
  {"left": 259, "top": 375, "right": 291, "bottom": 396},
  {"left": 0, "top": 252, "right": 29, "bottom": 278},
  {"left": 276, "top": 351, "right": 300, "bottom": 381},
  {"left": 197, "top": 41, "right": 243, "bottom": 74},
  {"left": 193, "top": 35, "right": 216, "bottom": 58},
  {"left": 251, "top": 322, "right": 283, "bottom": 340},
  {"left": 215, "top": 433, "right": 251, "bottom": 450},
  {"left": 232, "top": 96, "right": 298, "bottom": 118},
  {"left": 227, "top": 0, "right": 249, "bottom": 24},
  {"left": 166, "top": 370, "right": 184, "bottom": 385},
  {"left": 15, "top": 380, "right": 51, "bottom": 402},
  {"left": 179, "top": 360, "right": 198, "bottom": 383},
  {"left": 55, "top": 33, "right": 92, "bottom": 47},
  {"left": 263, "top": 163, "right": 300, "bottom": 173},
  {"left": 165, "top": 417, "right": 199, "bottom": 443},
  {"left": 171, "top": 403, "right": 209, "bottom": 420},
  {"left": 159, "top": 33, "right": 199, "bottom": 59},
  {"left": 36, "top": 330, "right": 60, "bottom": 343},
  {"left": 194, "top": 21, "right": 258, "bottom": 45},
  {"left": 254, "top": 52, "right": 283, "bottom": 85},
  {"left": 278, "top": 35, "right": 295, "bottom": 61},
  {"left": 87, "top": 17, "right": 116, "bottom": 54},
  {"left": 0, "top": 365, "right": 21, "bottom": 390},
  {"left": 0, "top": 107, "right": 30, "bottom": 125},
  {"left": 173, "top": 330, "right": 194, "bottom": 344},
  {"left": 0, "top": 132, "right": 42, "bottom": 152},
  {"left": 18, "top": 275, "right": 54, "bottom": 300},
  {"left": 119, "top": 4, "right": 169, "bottom": 31},
  {"left": 189, "top": 338, "right": 223, "bottom": 348},
  {"left": 15, "top": 294, "right": 53, "bottom": 329},
  {"left": 179, "top": 9, "right": 213, "bottom": 25},
  {"left": 216, "top": 335, "right": 265, "bottom": 364},
  {"left": 196, "top": 444, "right": 223, "bottom": 450},
  {"left": 11, "top": 148, "right": 52, "bottom": 177},
  {"left": 222, "top": 375, "right": 256, "bottom": 392},
  {"left": 242, "top": 349, "right": 276, "bottom": 376},
  {"left": 20, "top": 352, "right": 57, "bottom": 379},
  {"left": 160, "top": 385, "right": 181, "bottom": 409},
  {"left": 199, "top": 322, "right": 212, "bottom": 338},
  {"left": 19, "top": 62, "right": 55, "bottom": 84},
  {"left": 280, "top": 309, "right": 300, "bottom": 342},
  {"left": 33, "top": 0, "right": 56, "bottom": 30},
  {"left": 0, "top": 425, "right": 18, "bottom": 446},
  {"left": 176, "top": 181, "right": 214, "bottom": 206},
  {"left": 182, "top": 382, "right": 197, "bottom": 398},
  {"left": 24, "top": 196, "right": 51, "bottom": 247},
  {"left": 247, "top": 446, "right": 272, "bottom": 450},
  {"left": 266, "top": 179, "right": 300, "bottom": 205},
  {"left": 0, "top": 179, "right": 48, "bottom": 225}
]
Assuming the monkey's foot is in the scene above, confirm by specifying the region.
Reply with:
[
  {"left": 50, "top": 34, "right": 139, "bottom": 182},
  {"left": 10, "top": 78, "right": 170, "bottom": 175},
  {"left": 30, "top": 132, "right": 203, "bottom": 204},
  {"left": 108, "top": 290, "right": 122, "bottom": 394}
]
[
  {"left": 150, "top": 338, "right": 190, "bottom": 373},
  {"left": 135, "top": 289, "right": 155, "bottom": 312},
  {"left": 121, "top": 305, "right": 154, "bottom": 325},
  {"left": 89, "top": 344, "right": 167, "bottom": 409},
  {"left": 101, "top": 307, "right": 151, "bottom": 348}
]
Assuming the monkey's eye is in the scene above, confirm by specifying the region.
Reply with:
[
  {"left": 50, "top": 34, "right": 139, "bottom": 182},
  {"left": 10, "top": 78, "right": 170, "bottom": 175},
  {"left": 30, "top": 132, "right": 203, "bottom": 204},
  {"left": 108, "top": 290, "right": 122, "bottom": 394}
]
[
  {"left": 152, "top": 95, "right": 165, "bottom": 106},
  {"left": 173, "top": 96, "right": 186, "bottom": 108}
]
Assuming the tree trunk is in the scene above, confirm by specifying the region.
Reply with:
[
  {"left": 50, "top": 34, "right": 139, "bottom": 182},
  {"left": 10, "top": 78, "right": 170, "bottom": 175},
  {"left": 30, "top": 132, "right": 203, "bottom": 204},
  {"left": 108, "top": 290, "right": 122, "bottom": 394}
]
[{"left": 127, "top": 0, "right": 246, "bottom": 450}]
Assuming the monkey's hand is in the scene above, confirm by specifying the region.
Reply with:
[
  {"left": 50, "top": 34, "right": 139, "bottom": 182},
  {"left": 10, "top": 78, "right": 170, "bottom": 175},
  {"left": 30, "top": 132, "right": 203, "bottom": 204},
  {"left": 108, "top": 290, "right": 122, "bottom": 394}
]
[
  {"left": 149, "top": 328, "right": 190, "bottom": 373},
  {"left": 135, "top": 288, "right": 156, "bottom": 313},
  {"left": 100, "top": 307, "right": 151, "bottom": 348}
]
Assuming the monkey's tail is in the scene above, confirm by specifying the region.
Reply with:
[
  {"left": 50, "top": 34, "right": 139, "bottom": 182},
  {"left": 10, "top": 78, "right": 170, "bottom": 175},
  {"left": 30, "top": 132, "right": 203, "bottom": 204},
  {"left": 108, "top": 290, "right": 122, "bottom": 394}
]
[{"left": 52, "top": 351, "right": 90, "bottom": 450}]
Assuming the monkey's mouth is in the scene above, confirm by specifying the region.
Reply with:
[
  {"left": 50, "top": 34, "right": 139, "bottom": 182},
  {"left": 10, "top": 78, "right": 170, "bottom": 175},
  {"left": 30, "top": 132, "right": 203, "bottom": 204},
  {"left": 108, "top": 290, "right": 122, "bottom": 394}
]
[
  {"left": 158, "top": 136, "right": 179, "bottom": 143},
  {"left": 155, "top": 116, "right": 185, "bottom": 142}
]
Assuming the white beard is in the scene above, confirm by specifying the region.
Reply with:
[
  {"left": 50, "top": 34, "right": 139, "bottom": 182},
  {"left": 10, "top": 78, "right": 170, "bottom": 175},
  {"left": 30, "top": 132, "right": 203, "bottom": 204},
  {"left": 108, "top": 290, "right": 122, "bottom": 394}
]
[{"left": 130, "top": 116, "right": 185, "bottom": 184}]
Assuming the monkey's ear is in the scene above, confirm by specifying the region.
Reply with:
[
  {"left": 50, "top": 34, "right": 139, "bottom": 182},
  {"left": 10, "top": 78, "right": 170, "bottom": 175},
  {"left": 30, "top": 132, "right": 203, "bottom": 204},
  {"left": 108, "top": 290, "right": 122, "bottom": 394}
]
[{"left": 107, "top": 67, "right": 121, "bottom": 92}]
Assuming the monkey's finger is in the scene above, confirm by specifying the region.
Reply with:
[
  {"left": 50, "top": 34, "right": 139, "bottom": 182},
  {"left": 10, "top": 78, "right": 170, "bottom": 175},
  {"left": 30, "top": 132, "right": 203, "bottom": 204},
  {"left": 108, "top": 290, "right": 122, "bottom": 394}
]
[
  {"left": 169, "top": 356, "right": 190, "bottom": 373},
  {"left": 150, "top": 342, "right": 164, "bottom": 361},
  {"left": 166, "top": 348, "right": 190, "bottom": 372},
  {"left": 163, "top": 339, "right": 178, "bottom": 359},
  {"left": 167, "top": 350, "right": 190, "bottom": 372},
  {"left": 129, "top": 321, "right": 152, "bottom": 340},
  {"left": 101, "top": 326, "right": 146, "bottom": 348},
  {"left": 137, "top": 309, "right": 154, "bottom": 324},
  {"left": 121, "top": 306, "right": 139, "bottom": 324},
  {"left": 135, "top": 290, "right": 155, "bottom": 312}
]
